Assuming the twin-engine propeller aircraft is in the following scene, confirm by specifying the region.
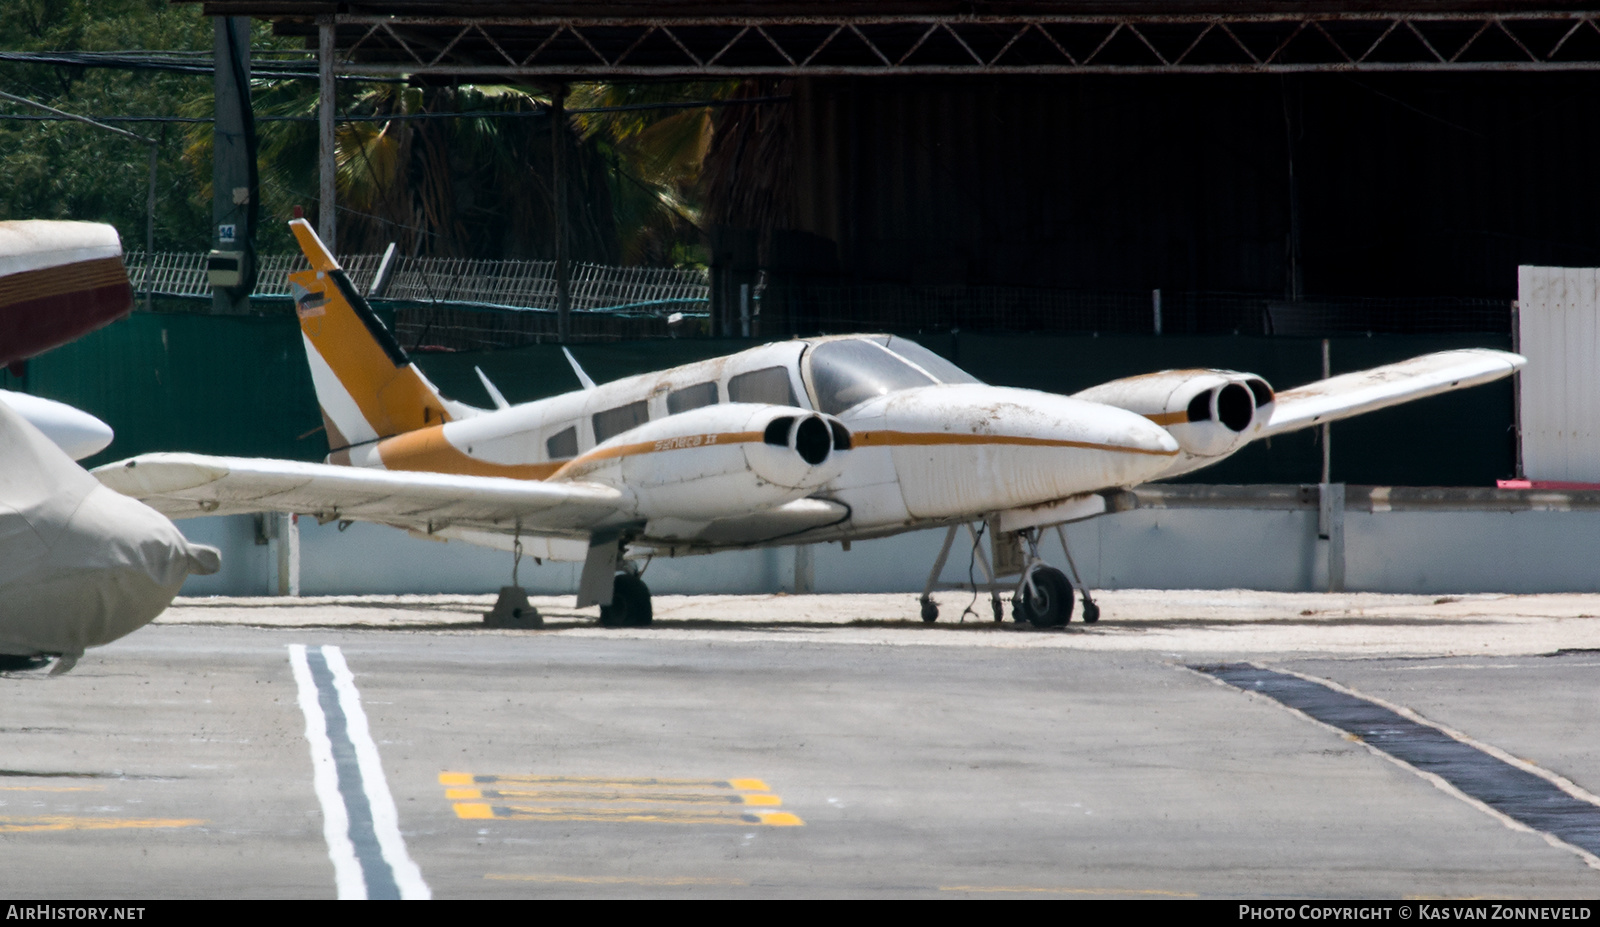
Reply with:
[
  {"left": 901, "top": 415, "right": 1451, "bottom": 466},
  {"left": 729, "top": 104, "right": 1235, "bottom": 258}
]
[{"left": 96, "top": 220, "right": 1524, "bottom": 628}]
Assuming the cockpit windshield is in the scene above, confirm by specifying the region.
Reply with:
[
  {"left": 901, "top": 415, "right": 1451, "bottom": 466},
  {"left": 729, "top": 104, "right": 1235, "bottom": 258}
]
[
  {"left": 807, "top": 337, "right": 981, "bottom": 415},
  {"left": 883, "top": 336, "right": 981, "bottom": 387}
]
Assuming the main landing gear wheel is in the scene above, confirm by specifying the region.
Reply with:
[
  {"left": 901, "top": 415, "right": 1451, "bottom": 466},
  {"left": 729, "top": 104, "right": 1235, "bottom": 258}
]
[
  {"left": 1013, "top": 566, "right": 1075, "bottom": 628},
  {"left": 598, "top": 573, "right": 653, "bottom": 627},
  {"left": 0, "top": 654, "right": 51, "bottom": 672}
]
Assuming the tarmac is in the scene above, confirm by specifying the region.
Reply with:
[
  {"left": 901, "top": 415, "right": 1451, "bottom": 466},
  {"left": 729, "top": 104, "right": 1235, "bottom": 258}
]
[
  {"left": 159, "top": 588, "right": 1600, "bottom": 655},
  {"left": 6, "top": 589, "right": 1600, "bottom": 899}
]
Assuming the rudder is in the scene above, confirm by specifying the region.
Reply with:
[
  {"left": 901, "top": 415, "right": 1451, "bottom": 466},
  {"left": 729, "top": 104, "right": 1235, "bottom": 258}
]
[{"left": 286, "top": 220, "right": 455, "bottom": 455}]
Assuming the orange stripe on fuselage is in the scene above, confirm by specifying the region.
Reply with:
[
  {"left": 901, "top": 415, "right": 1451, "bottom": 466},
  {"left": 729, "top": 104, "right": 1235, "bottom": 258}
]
[
  {"left": 851, "top": 430, "right": 1179, "bottom": 457},
  {"left": 374, "top": 426, "right": 1175, "bottom": 481},
  {"left": 550, "top": 431, "right": 765, "bottom": 480},
  {"left": 376, "top": 426, "right": 561, "bottom": 479},
  {"left": 1143, "top": 411, "right": 1188, "bottom": 426}
]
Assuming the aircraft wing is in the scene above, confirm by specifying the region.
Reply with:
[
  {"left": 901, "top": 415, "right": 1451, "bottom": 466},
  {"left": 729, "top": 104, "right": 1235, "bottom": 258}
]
[
  {"left": 1259, "top": 348, "right": 1525, "bottom": 439},
  {"left": 93, "top": 453, "right": 631, "bottom": 538}
]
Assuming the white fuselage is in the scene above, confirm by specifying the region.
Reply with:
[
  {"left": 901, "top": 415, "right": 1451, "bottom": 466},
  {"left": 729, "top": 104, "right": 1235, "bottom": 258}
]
[{"left": 333, "top": 336, "right": 1181, "bottom": 555}]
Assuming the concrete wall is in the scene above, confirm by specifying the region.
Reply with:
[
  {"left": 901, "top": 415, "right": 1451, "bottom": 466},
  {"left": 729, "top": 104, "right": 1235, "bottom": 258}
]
[{"left": 173, "top": 503, "right": 1600, "bottom": 599}]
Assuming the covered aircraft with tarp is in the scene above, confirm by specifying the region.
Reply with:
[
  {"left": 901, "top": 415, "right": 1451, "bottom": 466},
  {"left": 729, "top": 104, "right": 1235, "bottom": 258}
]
[{"left": 0, "top": 220, "right": 218, "bottom": 673}]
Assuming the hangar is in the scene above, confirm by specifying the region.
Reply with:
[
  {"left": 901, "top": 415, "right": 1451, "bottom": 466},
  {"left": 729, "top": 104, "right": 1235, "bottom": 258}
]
[{"left": 182, "top": 0, "right": 1600, "bottom": 340}]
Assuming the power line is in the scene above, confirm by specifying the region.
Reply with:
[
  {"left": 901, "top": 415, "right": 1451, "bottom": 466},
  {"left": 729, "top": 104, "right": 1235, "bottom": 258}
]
[{"left": 0, "top": 96, "right": 791, "bottom": 125}]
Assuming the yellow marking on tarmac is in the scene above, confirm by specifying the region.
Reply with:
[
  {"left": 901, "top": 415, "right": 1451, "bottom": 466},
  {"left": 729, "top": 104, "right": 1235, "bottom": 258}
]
[
  {"left": 0, "top": 816, "right": 202, "bottom": 833},
  {"left": 451, "top": 788, "right": 781, "bottom": 806},
  {"left": 442, "top": 773, "right": 766, "bottom": 790},
  {"left": 486, "top": 874, "right": 746, "bottom": 886},
  {"left": 464, "top": 804, "right": 794, "bottom": 826},
  {"left": 941, "top": 885, "right": 1198, "bottom": 897},
  {"left": 453, "top": 803, "right": 494, "bottom": 820},
  {"left": 444, "top": 772, "right": 798, "bottom": 825}
]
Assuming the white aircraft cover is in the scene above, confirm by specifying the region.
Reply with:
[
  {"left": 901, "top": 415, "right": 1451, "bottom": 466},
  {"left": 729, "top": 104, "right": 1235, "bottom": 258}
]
[
  {"left": 1260, "top": 348, "right": 1525, "bottom": 439},
  {"left": 0, "top": 400, "right": 219, "bottom": 662},
  {"left": 94, "top": 453, "right": 630, "bottom": 538}
]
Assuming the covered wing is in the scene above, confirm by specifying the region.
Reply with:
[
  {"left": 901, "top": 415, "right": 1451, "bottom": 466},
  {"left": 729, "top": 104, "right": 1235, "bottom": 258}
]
[
  {"left": 1260, "top": 349, "right": 1525, "bottom": 439},
  {"left": 93, "top": 453, "right": 631, "bottom": 538},
  {"left": 0, "top": 402, "right": 217, "bottom": 662}
]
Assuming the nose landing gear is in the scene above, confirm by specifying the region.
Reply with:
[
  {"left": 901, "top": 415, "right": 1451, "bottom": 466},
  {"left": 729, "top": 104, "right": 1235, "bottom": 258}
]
[
  {"left": 599, "top": 571, "right": 653, "bottom": 627},
  {"left": 919, "top": 522, "right": 1100, "bottom": 628}
]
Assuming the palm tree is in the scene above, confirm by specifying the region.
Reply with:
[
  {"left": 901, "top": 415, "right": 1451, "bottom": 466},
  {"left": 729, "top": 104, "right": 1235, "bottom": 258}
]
[{"left": 187, "top": 80, "right": 621, "bottom": 262}]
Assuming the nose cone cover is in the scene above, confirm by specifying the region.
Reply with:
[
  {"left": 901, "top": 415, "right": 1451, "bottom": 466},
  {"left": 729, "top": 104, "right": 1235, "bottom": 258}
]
[
  {"left": 859, "top": 385, "right": 1179, "bottom": 520},
  {"left": 0, "top": 390, "right": 115, "bottom": 460},
  {"left": 0, "top": 400, "right": 217, "bottom": 660}
]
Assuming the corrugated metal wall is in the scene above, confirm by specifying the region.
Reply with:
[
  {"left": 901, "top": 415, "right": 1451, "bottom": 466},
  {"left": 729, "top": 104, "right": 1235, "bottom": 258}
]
[
  {"left": 4, "top": 314, "right": 1513, "bottom": 486},
  {"left": 1517, "top": 265, "right": 1600, "bottom": 482},
  {"left": 774, "top": 73, "right": 1600, "bottom": 300},
  {"left": 0, "top": 313, "right": 326, "bottom": 468}
]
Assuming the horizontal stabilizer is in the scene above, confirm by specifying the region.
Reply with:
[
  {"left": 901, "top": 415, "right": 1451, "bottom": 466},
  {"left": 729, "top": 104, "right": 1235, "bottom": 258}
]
[
  {"left": 1260, "top": 348, "right": 1525, "bottom": 439},
  {"left": 93, "top": 453, "right": 631, "bottom": 539}
]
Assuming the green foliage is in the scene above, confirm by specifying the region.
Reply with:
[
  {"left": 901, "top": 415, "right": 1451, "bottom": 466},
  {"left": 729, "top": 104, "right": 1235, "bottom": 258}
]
[
  {"left": 570, "top": 82, "right": 730, "bottom": 268},
  {"left": 0, "top": 0, "right": 220, "bottom": 252},
  {"left": 0, "top": 2, "right": 721, "bottom": 265}
]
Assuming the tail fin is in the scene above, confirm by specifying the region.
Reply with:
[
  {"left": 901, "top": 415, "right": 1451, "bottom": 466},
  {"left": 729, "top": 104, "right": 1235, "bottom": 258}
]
[{"left": 287, "top": 220, "right": 463, "bottom": 455}]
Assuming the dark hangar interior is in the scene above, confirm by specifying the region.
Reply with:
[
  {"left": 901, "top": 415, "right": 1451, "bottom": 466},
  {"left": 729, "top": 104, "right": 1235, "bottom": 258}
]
[{"left": 183, "top": 1, "right": 1600, "bottom": 339}]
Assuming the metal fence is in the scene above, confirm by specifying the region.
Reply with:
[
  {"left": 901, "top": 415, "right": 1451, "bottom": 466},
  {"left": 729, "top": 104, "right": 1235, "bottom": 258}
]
[
  {"left": 124, "top": 253, "right": 1510, "bottom": 349},
  {"left": 124, "top": 251, "right": 711, "bottom": 316}
]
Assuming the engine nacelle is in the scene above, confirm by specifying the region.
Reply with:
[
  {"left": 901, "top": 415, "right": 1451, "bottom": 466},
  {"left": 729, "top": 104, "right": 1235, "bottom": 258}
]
[
  {"left": 1073, "top": 369, "right": 1275, "bottom": 470},
  {"left": 566, "top": 402, "right": 850, "bottom": 521}
]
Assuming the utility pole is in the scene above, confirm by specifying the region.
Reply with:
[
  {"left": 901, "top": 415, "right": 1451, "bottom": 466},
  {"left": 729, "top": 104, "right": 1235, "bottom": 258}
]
[
  {"left": 211, "top": 15, "right": 257, "bottom": 314},
  {"left": 318, "top": 15, "right": 337, "bottom": 249},
  {"left": 551, "top": 84, "right": 571, "bottom": 343}
]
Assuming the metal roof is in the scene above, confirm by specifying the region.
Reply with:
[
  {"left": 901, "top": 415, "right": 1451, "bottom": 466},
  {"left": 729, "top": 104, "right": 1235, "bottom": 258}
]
[{"left": 177, "top": 2, "right": 1600, "bottom": 75}]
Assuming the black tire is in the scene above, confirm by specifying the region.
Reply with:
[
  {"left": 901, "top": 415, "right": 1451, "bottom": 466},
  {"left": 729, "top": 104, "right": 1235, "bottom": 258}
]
[
  {"left": 920, "top": 600, "right": 939, "bottom": 623},
  {"left": 0, "top": 654, "right": 50, "bottom": 672},
  {"left": 1012, "top": 567, "right": 1075, "bottom": 628},
  {"left": 598, "top": 573, "right": 653, "bottom": 627},
  {"left": 1081, "top": 599, "right": 1101, "bottom": 624}
]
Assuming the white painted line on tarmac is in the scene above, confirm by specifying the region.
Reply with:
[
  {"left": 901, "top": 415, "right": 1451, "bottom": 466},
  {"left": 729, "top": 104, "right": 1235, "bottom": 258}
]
[{"left": 289, "top": 644, "right": 431, "bottom": 900}]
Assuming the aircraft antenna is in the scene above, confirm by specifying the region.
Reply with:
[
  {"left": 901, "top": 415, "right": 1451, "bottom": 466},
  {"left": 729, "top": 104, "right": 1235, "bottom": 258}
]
[
  {"left": 474, "top": 366, "right": 511, "bottom": 410},
  {"left": 562, "top": 347, "right": 597, "bottom": 390}
]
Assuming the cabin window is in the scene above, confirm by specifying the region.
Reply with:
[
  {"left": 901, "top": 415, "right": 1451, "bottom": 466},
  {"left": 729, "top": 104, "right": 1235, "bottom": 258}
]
[
  {"left": 667, "top": 381, "right": 719, "bottom": 414},
  {"left": 592, "top": 400, "right": 649, "bottom": 444},
  {"left": 727, "top": 366, "right": 797, "bottom": 406},
  {"left": 545, "top": 425, "right": 578, "bottom": 460}
]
